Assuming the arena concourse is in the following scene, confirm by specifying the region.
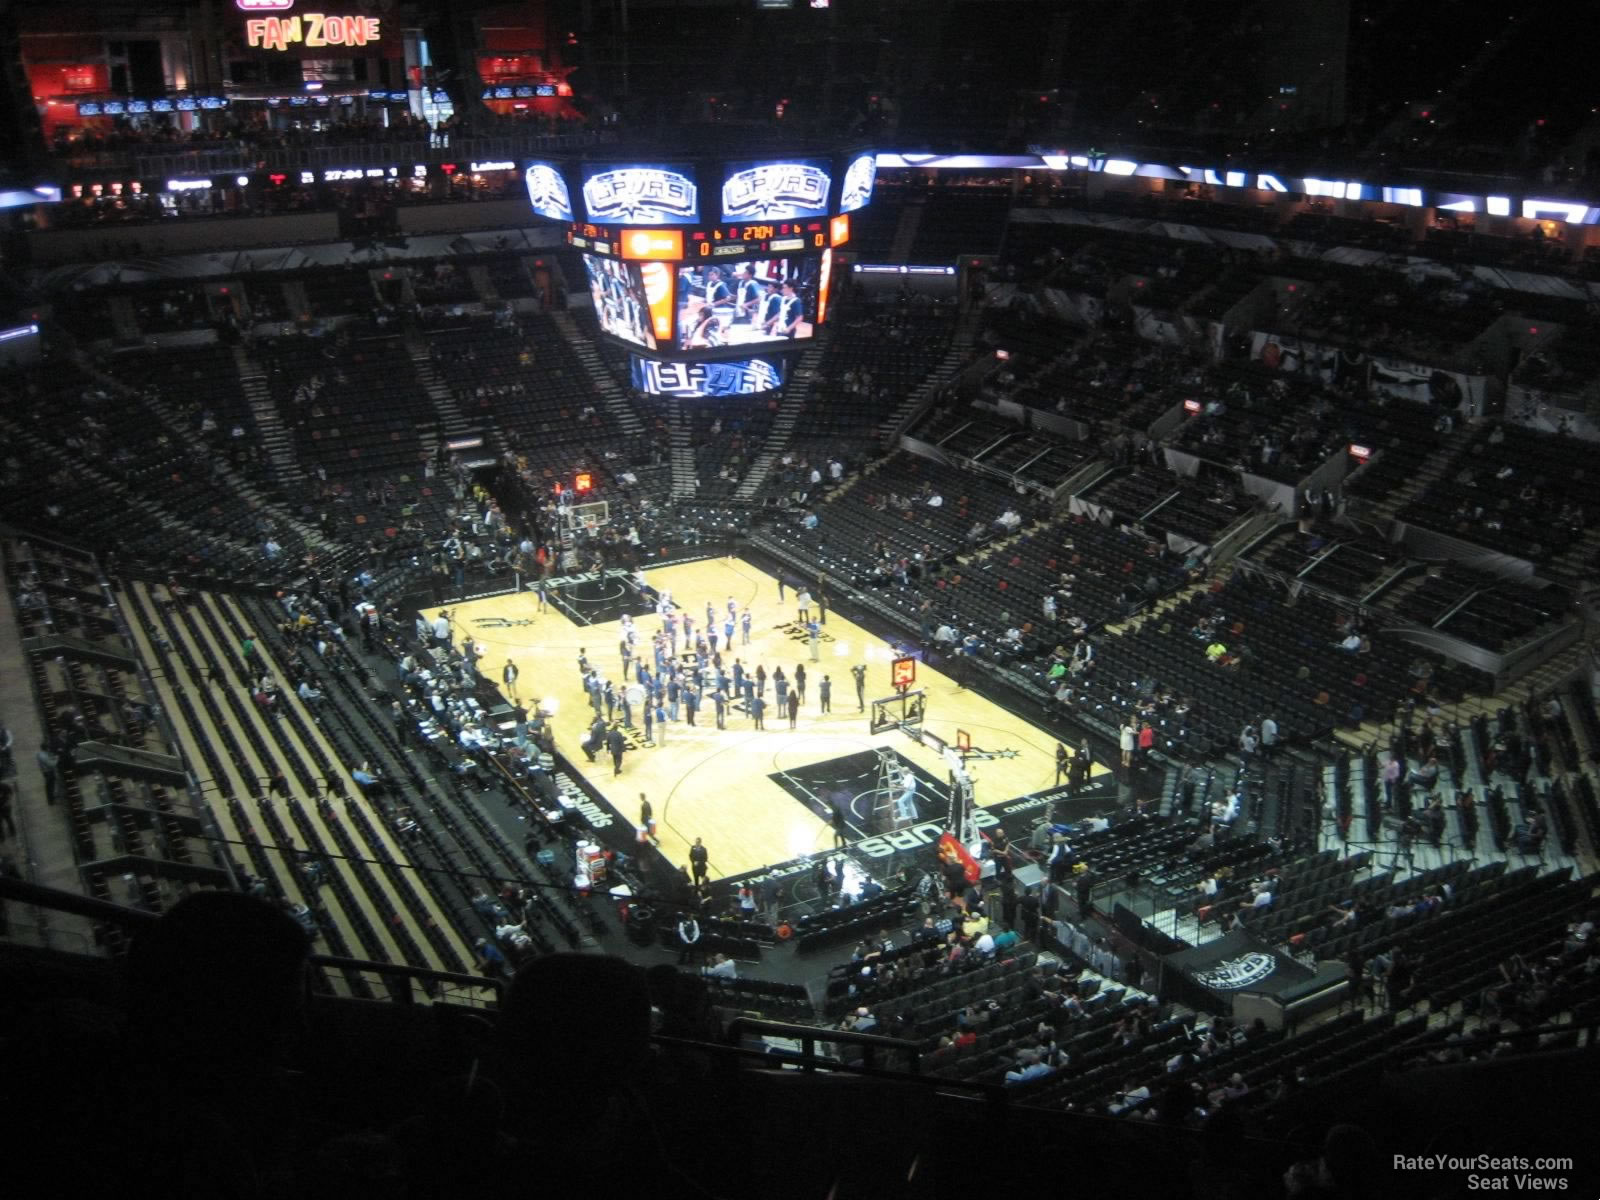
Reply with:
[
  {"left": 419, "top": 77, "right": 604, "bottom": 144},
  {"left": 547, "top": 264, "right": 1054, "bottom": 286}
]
[{"left": 1, "top": 1, "right": 1599, "bottom": 1196}]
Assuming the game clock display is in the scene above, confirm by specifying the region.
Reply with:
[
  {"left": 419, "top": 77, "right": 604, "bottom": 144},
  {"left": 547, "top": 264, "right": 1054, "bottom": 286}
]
[{"left": 569, "top": 218, "right": 841, "bottom": 261}]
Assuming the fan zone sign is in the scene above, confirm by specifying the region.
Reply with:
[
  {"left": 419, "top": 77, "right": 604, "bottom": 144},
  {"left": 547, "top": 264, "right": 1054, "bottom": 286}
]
[
  {"left": 583, "top": 168, "right": 698, "bottom": 224},
  {"left": 245, "top": 14, "right": 382, "bottom": 51},
  {"left": 722, "top": 163, "right": 831, "bottom": 220}
]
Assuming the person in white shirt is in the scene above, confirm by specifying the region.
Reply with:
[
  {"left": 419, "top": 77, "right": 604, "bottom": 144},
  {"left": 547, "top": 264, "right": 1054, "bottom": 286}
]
[
  {"left": 431, "top": 612, "right": 451, "bottom": 646},
  {"left": 1250, "top": 888, "right": 1274, "bottom": 909},
  {"left": 1214, "top": 791, "right": 1241, "bottom": 825},
  {"left": 704, "top": 953, "right": 738, "bottom": 979},
  {"left": 297, "top": 680, "right": 324, "bottom": 705},
  {"left": 974, "top": 931, "right": 996, "bottom": 955}
]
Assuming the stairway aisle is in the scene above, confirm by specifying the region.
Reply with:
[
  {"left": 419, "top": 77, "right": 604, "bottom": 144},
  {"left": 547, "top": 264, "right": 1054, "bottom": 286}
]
[
  {"left": 670, "top": 402, "right": 696, "bottom": 499},
  {"left": 547, "top": 310, "right": 646, "bottom": 440},
  {"left": 77, "top": 348, "right": 328, "bottom": 555},
  {"left": 231, "top": 345, "right": 304, "bottom": 485},
  {"left": 732, "top": 335, "right": 830, "bottom": 502},
  {"left": 877, "top": 306, "right": 983, "bottom": 445},
  {"left": 887, "top": 198, "right": 927, "bottom": 263},
  {"left": 404, "top": 337, "right": 478, "bottom": 462}
]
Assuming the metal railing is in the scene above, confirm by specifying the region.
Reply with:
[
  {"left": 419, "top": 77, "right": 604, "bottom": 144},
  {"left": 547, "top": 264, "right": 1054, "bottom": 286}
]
[
  {"left": 48, "top": 132, "right": 604, "bottom": 180},
  {"left": 0, "top": 874, "right": 502, "bottom": 1006}
]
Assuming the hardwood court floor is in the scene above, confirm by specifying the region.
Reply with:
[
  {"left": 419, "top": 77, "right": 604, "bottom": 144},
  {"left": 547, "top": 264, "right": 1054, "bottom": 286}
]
[{"left": 427, "top": 556, "right": 1104, "bottom": 882}]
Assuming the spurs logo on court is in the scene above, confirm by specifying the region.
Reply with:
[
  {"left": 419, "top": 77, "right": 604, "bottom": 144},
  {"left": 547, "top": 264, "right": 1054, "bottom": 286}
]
[
  {"left": 721, "top": 163, "right": 831, "bottom": 220},
  {"left": 779, "top": 621, "right": 835, "bottom": 644},
  {"left": 840, "top": 154, "right": 877, "bottom": 213},
  {"left": 524, "top": 163, "right": 574, "bottom": 222},
  {"left": 1193, "top": 952, "right": 1276, "bottom": 991},
  {"left": 471, "top": 617, "right": 536, "bottom": 627},
  {"left": 857, "top": 811, "right": 998, "bottom": 859},
  {"left": 583, "top": 168, "right": 697, "bottom": 224}
]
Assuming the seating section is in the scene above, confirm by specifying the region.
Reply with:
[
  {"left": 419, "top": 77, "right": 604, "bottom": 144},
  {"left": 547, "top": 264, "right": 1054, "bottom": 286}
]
[
  {"left": 790, "top": 289, "right": 960, "bottom": 446},
  {"left": 1399, "top": 422, "right": 1598, "bottom": 567},
  {"left": 912, "top": 405, "right": 1093, "bottom": 491},
  {"left": 0, "top": 361, "right": 296, "bottom": 578},
  {"left": 436, "top": 314, "right": 621, "bottom": 481},
  {"left": 114, "top": 579, "right": 487, "bottom": 997},
  {"left": 1071, "top": 572, "right": 1486, "bottom": 759},
  {"left": 906, "top": 186, "right": 1013, "bottom": 260},
  {"left": 102, "top": 345, "right": 272, "bottom": 481},
  {"left": 1081, "top": 466, "right": 1253, "bottom": 546},
  {"left": 3, "top": 540, "right": 214, "bottom": 953},
  {"left": 981, "top": 323, "right": 1192, "bottom": 434}
]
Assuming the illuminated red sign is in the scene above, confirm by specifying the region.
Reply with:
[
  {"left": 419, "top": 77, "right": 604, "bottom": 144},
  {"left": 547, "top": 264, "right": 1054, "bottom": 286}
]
[
  {"left": 891, "top": 656, "right": 916, "bottom": 689},
  {"left": 245, "top": 13, "right": 381, "bottom": 51},
  {"left": 620, "top": 228, "right": 684, "bottom": 261}
]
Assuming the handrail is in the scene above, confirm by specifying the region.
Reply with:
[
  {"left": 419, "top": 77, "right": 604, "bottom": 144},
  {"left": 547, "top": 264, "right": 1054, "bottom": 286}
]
[
  {"left": 0, "top": 874, "right": 159, "bottom": 929},
  {"left": 726, "top": 1014, "right": 924, "bottom": 1072},
  {"left": 308, "top": 952, "right": 504, "bottom": 1004},
  {"left": 0, "top": 874, "right": 504, "bottom": 1002},
  {"left": 718, "top": 1017, "right": 1013, "bottom": 1102}
]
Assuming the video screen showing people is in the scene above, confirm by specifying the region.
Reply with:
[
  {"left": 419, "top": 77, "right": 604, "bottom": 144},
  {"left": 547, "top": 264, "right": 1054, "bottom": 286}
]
[
  {"left": 583, "top": 253, "right": 660, "bottom": 351},
  {"left": 675, "top": 256, "right": 818, "bottom": 351}
]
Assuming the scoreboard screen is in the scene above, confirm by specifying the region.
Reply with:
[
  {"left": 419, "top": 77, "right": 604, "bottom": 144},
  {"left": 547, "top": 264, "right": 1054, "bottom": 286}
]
[
  {"left": 720, "top": 159, "right": 832, "bottom": 222},
  {"left": 579, "top": 162, "right": 699, "bottom": 225},
  {"left": 582, "top": 253, "right": 673, "bottom": 350},
  {"left": 675, "top": 255, "right": 819, "bottom": 351},
  {"left": 839, "top": 152, "right": 877, "bottom": 213}
]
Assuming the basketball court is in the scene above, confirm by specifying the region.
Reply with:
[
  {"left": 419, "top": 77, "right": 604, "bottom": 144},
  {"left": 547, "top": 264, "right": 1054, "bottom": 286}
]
[{"left": 423, "top": 552, "right": 1108, "bottom": 883}]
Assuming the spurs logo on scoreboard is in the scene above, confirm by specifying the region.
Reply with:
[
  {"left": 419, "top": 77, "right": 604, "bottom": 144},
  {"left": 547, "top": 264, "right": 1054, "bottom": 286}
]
[
  {"left": 237, "top": 0, "right": 294, "bottom": 9},
  {"left": 722, "top": 163, "right": 831, "bottom": 220},
  {"left": 840, "top": 153, "right": 877, "bottom": 212},
  {"left": 1192, "top": 952, "right": 1277, "bottom": 991},
  {"left": 523, "top": 163, "right": 574, "bottom": 222},
  {"left": 583, "top": 168, "right": 697, "bottom": 224}
]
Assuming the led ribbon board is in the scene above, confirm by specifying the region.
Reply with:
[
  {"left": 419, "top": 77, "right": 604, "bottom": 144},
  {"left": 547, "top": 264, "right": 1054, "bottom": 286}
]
[
  {"left": 523, "top": 162, "right": 574, "bottom": 222},
  {"left": 630, "top": 357, "right": 784, "bottom": 397},
  {"left": 582, "top": 166, "right": 698, "bottom": 225},
  {"left": 839, "top": 153, "right": 877, "bottom": 213},
  {"left": 721, "top": 161, "right": 832, "bottom": 221}
]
